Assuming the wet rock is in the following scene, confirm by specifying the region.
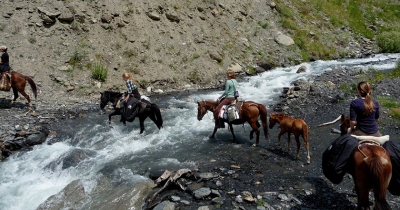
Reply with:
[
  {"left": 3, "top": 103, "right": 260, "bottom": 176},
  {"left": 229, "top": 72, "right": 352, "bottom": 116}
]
[
  {"left": 25, "top": 132, "right": 47, "bottom": 146},
  {"left": 193, "top": 187, "right": 211, "bottom": 199}
]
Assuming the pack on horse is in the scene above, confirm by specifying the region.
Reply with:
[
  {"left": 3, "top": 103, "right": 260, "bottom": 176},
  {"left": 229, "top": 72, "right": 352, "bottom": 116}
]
[
  {"left": 197, "top": 100, "right": 268, "bottom": 146},
  {"left": 319, "top": 114, "right": 392, "bottom": 210},
  {"left": 100, "top": 91, "right": 163, "bottom": 134},
  {"left": 0, "top": 71, "right": 37, "bottom": 106},
  {"left": 268, "top": 113, "right": 310, "bottom": 164}
]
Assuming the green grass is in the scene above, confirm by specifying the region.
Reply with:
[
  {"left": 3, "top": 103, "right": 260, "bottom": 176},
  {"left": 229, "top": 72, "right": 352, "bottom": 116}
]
[
  {"left": 273, "top": 0, "right": 400, "bottom": 61},
  {"left": 91, "top": 63, "right": 108, "bottom": 82},
  {"left": 377, "top": 96, "right": 400, "bottom": 120},
  {"left": 377, "top": 31, "right": 400, "bottom": 53}
]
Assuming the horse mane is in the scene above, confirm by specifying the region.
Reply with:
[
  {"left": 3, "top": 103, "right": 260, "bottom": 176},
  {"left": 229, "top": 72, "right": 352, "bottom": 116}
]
[
  {"left": 104, "top": 90, "right": 123, "bottom": 96},
  {"left": 271, "top": 113, "right": 288, "bottom": 118}
]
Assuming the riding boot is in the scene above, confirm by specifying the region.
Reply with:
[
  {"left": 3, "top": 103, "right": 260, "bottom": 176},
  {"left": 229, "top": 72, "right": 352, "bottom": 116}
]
[{"left": 219, "top": 118, "right": 225, "bottom": 128}]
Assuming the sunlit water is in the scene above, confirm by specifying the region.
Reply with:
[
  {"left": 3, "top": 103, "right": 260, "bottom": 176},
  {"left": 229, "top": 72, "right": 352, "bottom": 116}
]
[{"left": 0, "top": 54, "right": 399, "bottom": 210}]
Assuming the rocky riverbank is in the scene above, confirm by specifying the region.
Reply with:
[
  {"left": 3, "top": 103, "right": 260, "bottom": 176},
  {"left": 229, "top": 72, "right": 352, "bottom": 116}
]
[
  {"left": 1, "top": 64, "right": 399, "bottom": 209},
  {"left": 141, "top": 68, "right": 400, "bottom": 210}
]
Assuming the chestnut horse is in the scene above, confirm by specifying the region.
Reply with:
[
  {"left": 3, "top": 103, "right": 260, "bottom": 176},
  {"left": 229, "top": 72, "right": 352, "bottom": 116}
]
[
  {"left": 1, "top": 71, "right": 37, "bottom": 106},
  {"left": 320, "top": 115, "right": 392, "bottom": 210},
  {"left": 268, "top": 113, "right": 310, "bottom": 164},
  {"left": 197, "top": 100, "right": 268, "bottom": 146}
]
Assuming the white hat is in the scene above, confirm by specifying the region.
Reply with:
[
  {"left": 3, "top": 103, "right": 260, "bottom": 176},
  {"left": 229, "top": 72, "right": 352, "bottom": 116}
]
[{"left": 0, "top": 45, "right": 7, "bottom": 50}]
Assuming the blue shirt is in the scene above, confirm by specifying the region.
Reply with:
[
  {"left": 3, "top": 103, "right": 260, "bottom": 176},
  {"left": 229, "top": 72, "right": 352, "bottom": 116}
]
[
  {"left": 222, "top": 79, "right": 238, "bottom": 98},
  {"left": 349, "top": 98, "right": 380, "bottom": 134}
]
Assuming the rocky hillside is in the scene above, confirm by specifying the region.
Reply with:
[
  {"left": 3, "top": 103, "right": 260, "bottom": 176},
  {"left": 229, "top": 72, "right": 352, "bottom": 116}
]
[{"left": 0, "top": 0, "right": 387, "bottom": 105}]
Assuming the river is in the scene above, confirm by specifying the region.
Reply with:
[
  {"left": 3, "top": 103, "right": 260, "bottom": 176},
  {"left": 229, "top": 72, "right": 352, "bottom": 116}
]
[{"left": 0, "top": 54, "right": 399, "bottom": 210}]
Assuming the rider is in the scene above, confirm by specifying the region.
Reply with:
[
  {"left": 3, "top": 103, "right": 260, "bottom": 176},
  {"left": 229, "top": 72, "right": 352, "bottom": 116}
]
[
  {"left": 214, "top": 69, "right": 238, "bottom": 128},
  {"left": 120, "top": 73, "right": 141, "bottom": 123},
  {"left": 349, "top": 81, "right": 381, "bottom": 137},
  {"left": 0, "top": 45, "right": 10, "bottom": 75}
]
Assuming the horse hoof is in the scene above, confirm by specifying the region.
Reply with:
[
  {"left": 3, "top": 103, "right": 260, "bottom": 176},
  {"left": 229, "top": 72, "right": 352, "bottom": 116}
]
[{"left": 252, "top": 144, "right": 257, "bottom": 147}]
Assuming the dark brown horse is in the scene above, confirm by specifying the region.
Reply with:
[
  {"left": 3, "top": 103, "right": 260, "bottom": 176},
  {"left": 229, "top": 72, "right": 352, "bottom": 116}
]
[
  {"left": 320, "top": 115, "right": 392, "bottom": 209},
  {"left": 100, "top": 91, "right": 163, "bottom": 134},
  {"left": 1, "top": 71, "right": 37, "bottom": 106},
  {"left": 268, "top": 113, "right": 310, "bottom": 164},
  {"left": 197, "top": 100, "right": 268, "bottom": 146}
]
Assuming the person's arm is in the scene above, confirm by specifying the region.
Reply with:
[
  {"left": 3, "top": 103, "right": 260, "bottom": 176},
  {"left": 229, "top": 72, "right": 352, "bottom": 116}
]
[
  {"left": 349, "top": 100, "right": 357, "bottom": 131},
  {"left": 375, "top": 101, "right": 380, "bottom": 122}
]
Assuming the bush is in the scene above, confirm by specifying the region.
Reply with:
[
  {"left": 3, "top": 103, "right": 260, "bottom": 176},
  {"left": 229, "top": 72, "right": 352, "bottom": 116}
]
[
  {"left": 377, "top": 31, "right": 400, "bottom": 53},
  {"left": 91, "top": 63, "right": 108, "bottom": 82}
]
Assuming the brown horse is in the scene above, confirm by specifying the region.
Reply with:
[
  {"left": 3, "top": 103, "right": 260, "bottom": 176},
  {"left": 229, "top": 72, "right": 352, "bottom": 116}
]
[
  {"left": 269, "top": 113, "right": 310, "bottom": 164},
  {"left": 320, "top": 115, "right": 392, "bottom": 209},
  {"left": 1, "top": 71, "right": 37, "bottom": 106},
  {"left": 197, "top": 100, "right": 268, "bottom": 146}
]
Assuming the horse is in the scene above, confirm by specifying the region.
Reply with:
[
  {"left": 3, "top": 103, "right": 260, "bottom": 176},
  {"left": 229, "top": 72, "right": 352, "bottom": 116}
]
[
  {"left": 197, "top": 100, "right": 268, "bottom": 146},
  {"left": 1, "top": 71, "right": 37, "bottom": 106},
  {"left": 100, "top": 91, "right": 163, "bottom": 134},
  {"left": 320, "top": 115, "right": 392, "bottom": 210},
  {"left": 268, "top": 113, "right": 310, "bottom": 164}
]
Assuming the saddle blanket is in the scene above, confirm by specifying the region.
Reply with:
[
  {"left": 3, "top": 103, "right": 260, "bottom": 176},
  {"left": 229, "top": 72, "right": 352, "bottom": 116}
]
[{"left": 351, "top": 135, "right": 389, "bottom": 145}]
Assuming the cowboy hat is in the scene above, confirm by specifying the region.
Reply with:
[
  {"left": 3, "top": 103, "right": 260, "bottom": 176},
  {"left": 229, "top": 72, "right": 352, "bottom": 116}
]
[{"left": 0, "top": 45, "right": 7, "bottom": 50}]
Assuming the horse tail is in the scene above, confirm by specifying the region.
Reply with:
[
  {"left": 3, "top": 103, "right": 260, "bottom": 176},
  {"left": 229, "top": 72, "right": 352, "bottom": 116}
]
[
  {"left": 150, "top": 104, "right": 163, "bottom": 129},
  {"left": 364, "top": 154, "right": 392, "bottom": 210},
  {"left": 257, "top": 103, "right": 269, "bottom": 139},
  {"left": 23, "top": 75, "right": 37, "bottom": 99}
]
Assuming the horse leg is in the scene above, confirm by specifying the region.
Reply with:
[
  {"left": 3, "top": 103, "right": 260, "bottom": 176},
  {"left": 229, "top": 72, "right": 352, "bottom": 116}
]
[
  {"left": 303, "top": 136, "right": 310, "bottom": 164},
  {"left": 209, "top": 121, "right": 219, "bottom": 139},
  {"left": 17, "top": 88, "right": 31, "bottom": 105},
  {"left": 12, "top": 86, "right": 19, "bottom": 101},
  {"left": 277, "top": 131, "right": 285, "bottom": 149},
  {"left": 108, "top": 110, "right": 120, "bottom": 123},
  {"left": 139, "top": 117, "right": 145, "bottom": 134},
  {"left": 294, "top": 135, "right": 300, "bottom": 160},
  {"left": 286, "top": 132, "right": 291, "bottom": 153},
  {"left": 229, "top": 124, "right": 236, "bottom": 143},
  {"left": 249, "top": 121, "right": 260, "bottom": 147}
]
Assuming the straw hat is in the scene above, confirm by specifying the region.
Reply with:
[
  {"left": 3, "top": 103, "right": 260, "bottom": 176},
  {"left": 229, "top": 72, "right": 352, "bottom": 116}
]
[{"left": 0, "top": 45, "right": 7, "bottom": 50}]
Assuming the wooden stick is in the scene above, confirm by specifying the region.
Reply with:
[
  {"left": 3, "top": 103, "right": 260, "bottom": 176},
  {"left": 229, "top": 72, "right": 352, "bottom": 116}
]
[{"left": 317, "top": 115, "right": 341, "bottom": 127}]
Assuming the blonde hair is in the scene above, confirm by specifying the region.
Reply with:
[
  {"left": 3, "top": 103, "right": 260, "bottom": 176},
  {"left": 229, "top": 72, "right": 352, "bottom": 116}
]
[
  {"left": 226, "top": 69, "right": 235, "bottom": 79},
  {"left": 357, "top": 81, "right": 374, "bottom": 115},
  {"left": 122, "top": 73, "right": 135, "bottom": 82}
]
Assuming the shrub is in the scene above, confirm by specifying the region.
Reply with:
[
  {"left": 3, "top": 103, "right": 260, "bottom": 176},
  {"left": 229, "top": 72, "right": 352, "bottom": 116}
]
[
  {"left": 377, "top": 31, "right": 400, "bottom": 53},
  {"left": 91, "top": 63, "right": 108, "bottom": 82}
]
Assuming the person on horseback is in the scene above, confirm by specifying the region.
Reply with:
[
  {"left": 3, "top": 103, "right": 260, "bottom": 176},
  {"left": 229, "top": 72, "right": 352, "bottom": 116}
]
[
  {"left": 0, "top": 45, "right": 10, "bottom": 74},
  {"left": 120, "top": 73, "right": 141, "bottom": 123},
  {"left": 349, "top": 81, "right": 381, "bottom": 137},
  {"left": 214, "top": 69, "right": 238, "bottom": 128}
]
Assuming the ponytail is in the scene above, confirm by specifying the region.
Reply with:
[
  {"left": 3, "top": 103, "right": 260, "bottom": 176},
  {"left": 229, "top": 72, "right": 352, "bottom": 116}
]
[{"left": 358, "top": 81, "right": 374, "bottom": 115}]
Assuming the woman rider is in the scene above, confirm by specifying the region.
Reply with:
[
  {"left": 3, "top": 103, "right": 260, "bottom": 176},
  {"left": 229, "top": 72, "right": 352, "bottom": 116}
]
[{"left": 214, "top": 69, "right": 238, "bottom": 128}]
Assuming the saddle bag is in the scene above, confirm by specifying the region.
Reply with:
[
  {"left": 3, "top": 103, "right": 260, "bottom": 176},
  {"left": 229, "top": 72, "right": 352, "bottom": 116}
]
[
  {"left": 383, "top": 141, "right": 400, "bottom": 195},
  {"left": 227, "top": 105, "right": 240, "bottom": 122},
  {"left": 0, "top": 74, "right": 11, "bottom": 91},
  {"left": 218, "top": 105, "right": 228, "bottom": 120},
  {"left": 120, "top": 97, "right": 140, "bottom": 122},
  {"left": 322, "top": 134, "right": 358, "bottom": 184}
]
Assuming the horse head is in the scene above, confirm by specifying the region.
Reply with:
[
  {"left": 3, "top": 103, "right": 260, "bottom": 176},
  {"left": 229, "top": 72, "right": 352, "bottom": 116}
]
[
  {"left": 100, "top": 91, "right": 114, "bottom": 110},
  {"left": 268, "top": 113, "right": 281, "bottom": 129},
  {"left": 339, "top": 114, "right": 351, "bottom": 135},
  {"left": 197, "top": 101, "right": 208, "bottom": 121}
]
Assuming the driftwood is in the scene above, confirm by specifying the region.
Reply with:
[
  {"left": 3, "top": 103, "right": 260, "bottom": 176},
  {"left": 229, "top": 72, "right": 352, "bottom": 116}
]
[
  {"left": 317, "top": 115, "right": 341, "bottom": 127},
  {"left": 147, "top": 168, "right": 193, "bottom": 203}
]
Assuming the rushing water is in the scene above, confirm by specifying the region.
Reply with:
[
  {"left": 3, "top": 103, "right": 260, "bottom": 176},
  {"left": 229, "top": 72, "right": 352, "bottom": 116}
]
[{"left": 0, "top": 54, "right": 399, "bottom": 210}]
